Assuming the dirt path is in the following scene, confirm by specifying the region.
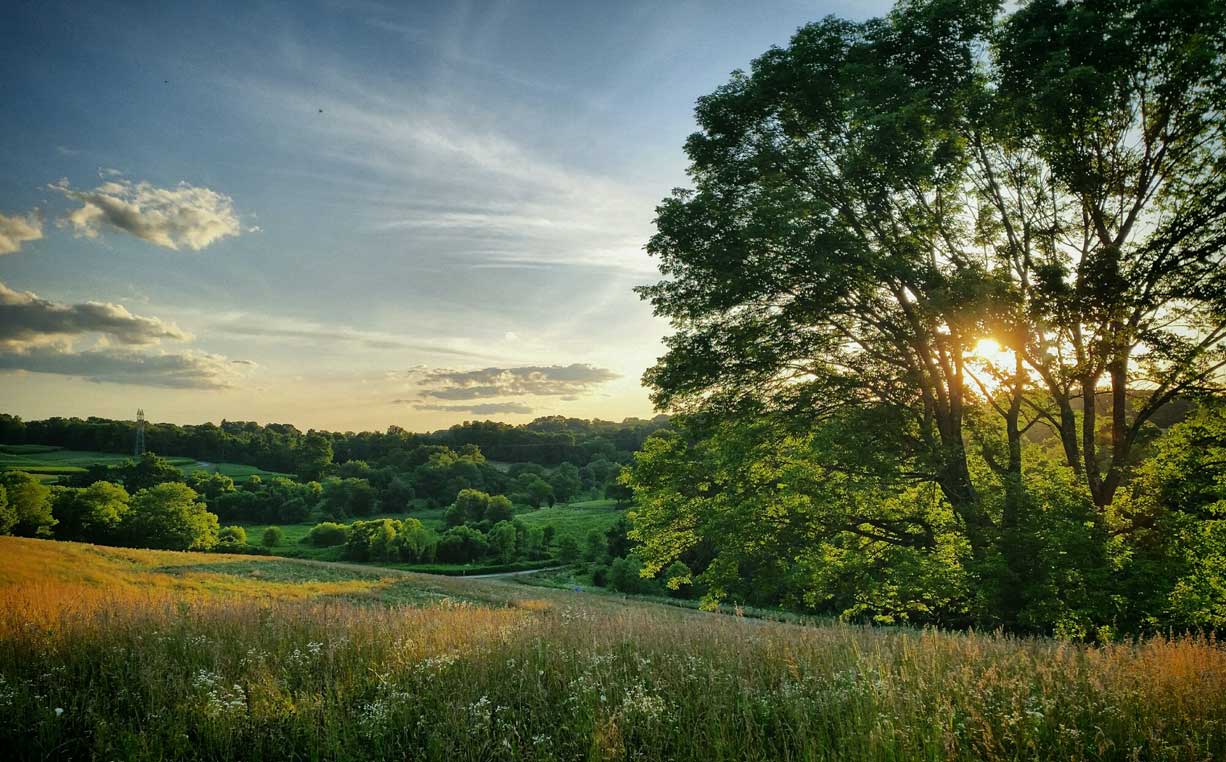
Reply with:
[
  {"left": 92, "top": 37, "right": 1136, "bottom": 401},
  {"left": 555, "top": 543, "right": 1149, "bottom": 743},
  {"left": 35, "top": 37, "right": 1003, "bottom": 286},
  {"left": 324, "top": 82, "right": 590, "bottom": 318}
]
[{"left": 463, "top": 565, "right": 566, "bottom": 579}]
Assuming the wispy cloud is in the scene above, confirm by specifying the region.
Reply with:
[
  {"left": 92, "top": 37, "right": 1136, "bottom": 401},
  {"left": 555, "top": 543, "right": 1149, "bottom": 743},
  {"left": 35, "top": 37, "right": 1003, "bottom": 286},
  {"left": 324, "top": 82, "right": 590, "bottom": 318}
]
[
  {"left": 397, "top": 400, "right": 534, "bottom": 415},
  {"left": 52, "top": 176, "right": 242, "bottom": 251},
  {"left": 0, "top": 210, "right": 43, "bottom": 255},
  {"left": 210, "top": 315, "right": 491, "bottom": 359},
  {"left": 232, "top": 71, "right": 656, "bottom": 272}
]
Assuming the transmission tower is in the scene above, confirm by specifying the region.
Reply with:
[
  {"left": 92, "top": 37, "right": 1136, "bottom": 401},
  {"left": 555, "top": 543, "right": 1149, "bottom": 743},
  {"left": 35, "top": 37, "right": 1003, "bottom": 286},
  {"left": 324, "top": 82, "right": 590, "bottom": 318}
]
[{"left": 134, "top": 409, "right": 146, "bottom": 456}]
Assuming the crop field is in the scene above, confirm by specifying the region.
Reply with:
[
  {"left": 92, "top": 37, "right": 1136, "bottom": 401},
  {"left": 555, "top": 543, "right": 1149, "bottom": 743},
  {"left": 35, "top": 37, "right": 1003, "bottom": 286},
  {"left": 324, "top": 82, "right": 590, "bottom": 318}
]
[
  {"left": 0, "top": 444, "right": 289, "bottom": 482},
  {"left": 0, "top": 536, "right": 1222, "bottom": 761}
]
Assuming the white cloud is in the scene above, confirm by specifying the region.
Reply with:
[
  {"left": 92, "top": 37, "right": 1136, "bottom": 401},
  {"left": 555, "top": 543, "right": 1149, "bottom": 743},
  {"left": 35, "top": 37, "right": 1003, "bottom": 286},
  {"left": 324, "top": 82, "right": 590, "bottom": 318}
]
[
  {"left": 0, "top": 210, "right": 43, "bottom": 255},
  {"left": 416, "top": 363, "right": 619, "bottom": 400},
  {"left": 0, "top": 280, "right": 190, "bottom": 349},
  {"left": 52, "top": 176, "right": 242, "bottom": 251}
]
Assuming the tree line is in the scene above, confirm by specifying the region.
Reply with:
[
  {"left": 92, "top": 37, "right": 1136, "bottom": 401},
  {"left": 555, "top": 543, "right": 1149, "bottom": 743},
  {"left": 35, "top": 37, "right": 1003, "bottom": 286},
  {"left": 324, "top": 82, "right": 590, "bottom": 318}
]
[{"left": 0, "top": 413, "right": 668, "bottom": 476}]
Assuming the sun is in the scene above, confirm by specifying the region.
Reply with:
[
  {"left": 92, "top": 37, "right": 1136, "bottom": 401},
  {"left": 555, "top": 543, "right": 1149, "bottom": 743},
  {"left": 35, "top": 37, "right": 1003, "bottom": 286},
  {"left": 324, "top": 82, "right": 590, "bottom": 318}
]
[{"left": 970, "top": 338, "right": 1016, "bottom": 373}]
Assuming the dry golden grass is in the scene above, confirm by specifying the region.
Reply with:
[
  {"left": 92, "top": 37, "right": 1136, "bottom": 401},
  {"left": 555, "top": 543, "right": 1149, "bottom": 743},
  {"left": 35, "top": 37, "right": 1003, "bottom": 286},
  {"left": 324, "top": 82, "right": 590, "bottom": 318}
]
[{"left": 0, "top": 536, "right": 1222, "bottom": 761}]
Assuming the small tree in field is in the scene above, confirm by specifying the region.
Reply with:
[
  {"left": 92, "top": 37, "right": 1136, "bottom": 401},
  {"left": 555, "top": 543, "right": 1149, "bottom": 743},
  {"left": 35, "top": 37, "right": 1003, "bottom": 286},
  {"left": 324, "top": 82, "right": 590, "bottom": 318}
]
[{"left": 262, "top": 526, "right": 284, "bottom": 547}]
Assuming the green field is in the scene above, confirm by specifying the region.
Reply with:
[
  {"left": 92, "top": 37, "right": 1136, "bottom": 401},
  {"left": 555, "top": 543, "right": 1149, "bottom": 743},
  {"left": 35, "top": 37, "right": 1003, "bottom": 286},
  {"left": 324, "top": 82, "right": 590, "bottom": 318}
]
[
  {"left": 1, "top": 536, "right": 1222, "bottom": 761},
  {"left": 0, "top": 444, "right": 289, "bottom": 482},
  {"left": 237, "top": 498, "right": 627, "bottom": 574}
]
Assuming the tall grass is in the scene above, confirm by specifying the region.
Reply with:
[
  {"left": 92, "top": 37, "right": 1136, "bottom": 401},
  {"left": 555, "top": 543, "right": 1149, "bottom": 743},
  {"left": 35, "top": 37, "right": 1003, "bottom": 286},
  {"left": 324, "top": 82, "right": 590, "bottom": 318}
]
[{"left": 0, "top": 537, "right": 1222, "bottom": 761}]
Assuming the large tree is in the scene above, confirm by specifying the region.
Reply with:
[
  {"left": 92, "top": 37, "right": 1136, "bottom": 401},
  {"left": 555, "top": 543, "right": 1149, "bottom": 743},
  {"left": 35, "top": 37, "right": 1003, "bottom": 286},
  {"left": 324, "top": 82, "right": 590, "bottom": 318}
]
[
  {"left": 123, "top": 483, "right": 218, "bottom": 551},
  {"left": 640, "top": 0, "right": 1226, "bottom": 574}
]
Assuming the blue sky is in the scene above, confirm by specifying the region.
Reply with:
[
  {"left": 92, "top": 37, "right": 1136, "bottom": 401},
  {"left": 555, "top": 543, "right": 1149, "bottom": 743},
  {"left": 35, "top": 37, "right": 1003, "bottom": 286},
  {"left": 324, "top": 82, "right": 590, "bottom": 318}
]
[{"left": 0, "top": 0, "right": 890, "bottom": 431}]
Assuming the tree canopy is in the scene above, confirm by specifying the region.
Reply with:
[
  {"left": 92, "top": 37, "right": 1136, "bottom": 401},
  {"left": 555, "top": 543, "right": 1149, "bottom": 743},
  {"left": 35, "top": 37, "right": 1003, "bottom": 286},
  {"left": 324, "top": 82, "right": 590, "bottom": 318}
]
[{"left": 634, "top": 0, "right": 1226, "bottom": 633}]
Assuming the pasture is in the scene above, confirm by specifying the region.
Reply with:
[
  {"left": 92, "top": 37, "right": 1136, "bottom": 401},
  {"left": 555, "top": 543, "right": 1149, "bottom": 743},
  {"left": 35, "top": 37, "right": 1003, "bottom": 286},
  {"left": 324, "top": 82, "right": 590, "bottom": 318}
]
[
  {"left": 0, "top": 536, "right": 1222, "bottom": 761},
  {"left": 236, "top": 498, "right": 627, "bottom": 574},
  {"left": 0, "top": 444, "right": 289, "bottom": 482}
]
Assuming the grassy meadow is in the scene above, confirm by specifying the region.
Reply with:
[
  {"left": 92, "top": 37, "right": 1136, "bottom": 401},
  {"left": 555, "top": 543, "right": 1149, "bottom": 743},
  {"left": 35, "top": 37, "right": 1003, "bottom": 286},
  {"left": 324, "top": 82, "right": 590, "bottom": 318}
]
[
  {"left": 0, "top": 444, "right": 289, "bottom": 483},
  {"left": 238, "top": 498, "right": 626, "bottom": 573},
  {"left": 0, "top": 536, "right": 1222, "bottom": 761}
]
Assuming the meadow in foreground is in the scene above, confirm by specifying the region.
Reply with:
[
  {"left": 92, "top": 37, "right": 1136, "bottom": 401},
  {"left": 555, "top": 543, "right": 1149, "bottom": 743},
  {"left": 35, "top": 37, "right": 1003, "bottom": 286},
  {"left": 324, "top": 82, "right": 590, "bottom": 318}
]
[{"left": 0, "top": 537, "right": 1222, "bottom": 761}]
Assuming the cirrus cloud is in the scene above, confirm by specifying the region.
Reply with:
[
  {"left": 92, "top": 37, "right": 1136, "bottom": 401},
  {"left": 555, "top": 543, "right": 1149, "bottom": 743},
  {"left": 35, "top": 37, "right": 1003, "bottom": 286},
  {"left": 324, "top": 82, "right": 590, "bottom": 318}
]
[
  {"left": 0, "top": 210, "right": 43, "bottom": 255},
  {"left": 52, "top": 176, "right": 241, "bottom": 251},
  {"left": 398, "top": 400, "right": 535, "bottom": 415}
]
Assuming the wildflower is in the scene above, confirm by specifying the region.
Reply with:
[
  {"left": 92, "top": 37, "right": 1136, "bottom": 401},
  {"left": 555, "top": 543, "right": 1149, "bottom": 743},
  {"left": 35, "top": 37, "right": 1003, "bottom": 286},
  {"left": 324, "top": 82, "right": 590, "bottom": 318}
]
[{"left": 54, "top": 708, "right": 63, "bottom": 717}]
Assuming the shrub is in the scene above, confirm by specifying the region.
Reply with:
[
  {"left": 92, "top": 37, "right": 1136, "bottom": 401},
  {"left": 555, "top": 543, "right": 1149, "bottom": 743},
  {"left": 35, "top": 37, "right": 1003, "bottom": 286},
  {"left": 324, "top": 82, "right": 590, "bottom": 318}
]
[
  {"left": 218, "top": 525, "right": 248, "bottom": 546},
  {"left": 585, "top": 529, "right": 606, "bottom": 562},
  {"left": 558, "top": 535, "right": 582, "bottom": 564},
  {"left": 484, "top": 495, "right": 514, "bottom": 523},
  {"left": 590, "top": 563, "right": 610, "bottom": 587},
  {"left": 344, "top": 519, "right": 398, "bottom": 561},
  {"left": 436, "top": 525, "right": 489, "bottom": 564},
  {"left": 262, "top": 526, "right": 284, "bottom": 547},
  {"left": 393, "top": 518, "right": 437, "bottom": 563},
  {"left": 610, "top": 555, "right": 649, "bottom": 594},
  {"left": 455, "top": 489, "right": 491, "bottom": 523},
  {"left": 488, "top": 520, "right": 517, "bottom": 563},
  {"left": 305, "top": 521, "right": 350, "bottom": 547}
]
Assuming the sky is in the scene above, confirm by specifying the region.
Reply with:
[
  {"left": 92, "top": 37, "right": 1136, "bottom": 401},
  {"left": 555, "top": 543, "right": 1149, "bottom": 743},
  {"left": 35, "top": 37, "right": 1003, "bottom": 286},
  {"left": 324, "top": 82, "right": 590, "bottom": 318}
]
[{"left": 0, "top": 0, "right": 891, "bottom": 433}]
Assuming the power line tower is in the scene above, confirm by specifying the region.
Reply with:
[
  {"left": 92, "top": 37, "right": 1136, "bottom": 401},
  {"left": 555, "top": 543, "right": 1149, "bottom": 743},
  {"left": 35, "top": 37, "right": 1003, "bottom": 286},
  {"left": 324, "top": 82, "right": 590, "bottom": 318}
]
[{"left": 134, "top": 409, "right": 146, "bottom": 456}]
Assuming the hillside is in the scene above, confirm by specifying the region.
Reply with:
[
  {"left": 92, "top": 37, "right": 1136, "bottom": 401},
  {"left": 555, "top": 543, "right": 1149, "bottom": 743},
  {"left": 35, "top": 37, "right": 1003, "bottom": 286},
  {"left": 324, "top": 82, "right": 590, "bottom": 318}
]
[{"left": 0, "top": 537, "right": 1222, "bottom": 761}]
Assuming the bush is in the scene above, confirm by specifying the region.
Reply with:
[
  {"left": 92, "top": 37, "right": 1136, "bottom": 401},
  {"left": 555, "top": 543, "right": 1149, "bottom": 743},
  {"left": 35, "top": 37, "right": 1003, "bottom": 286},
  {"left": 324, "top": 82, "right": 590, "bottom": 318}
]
[
  {"left": 455, "top": 489, "right": 491, "bottom": 523},
  {"left": 393, "top": 518, "right": 437, "bottom": 563},
  {"left": 590, "top": 563, "right": 610, "bottom": 587},
  {"left": 443, "top": 502, "right": 468, "bottom": 528},
  {"left": 437, "top": 525, "right": 490, "bottom": 564},
  {"left": 585, "top": 529, "right": 606, "bottom": 562},
  {"left": 218, "top": 525, "right": 248, "bottom": 546},
  {"left": 558, "top": 535, "right": 582, "bottom": 564},
  {"left": 262, "top": 526, "right": 284, "bottom": 547},
  {"left": 610, "top": 555, "right": 649, "bottom": 594},
  {"left": 344, "top": 519, "right": 398, "bottom": 561},
  {"left": 488, "top": 520, "right": 517, "bottom": 563},
  {"left": 484, "top": 495, "right": 514, "bottom": 523},
  {"left": 305, "top": 521, "right": 350, "bottom": 547}
]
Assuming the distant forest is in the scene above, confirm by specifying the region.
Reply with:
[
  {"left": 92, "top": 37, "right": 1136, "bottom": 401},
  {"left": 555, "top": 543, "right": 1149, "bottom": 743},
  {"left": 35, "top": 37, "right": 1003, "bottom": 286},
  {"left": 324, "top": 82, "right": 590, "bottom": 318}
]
[{"left": 0, "top": 413, "right": 671, "bottom": 474}]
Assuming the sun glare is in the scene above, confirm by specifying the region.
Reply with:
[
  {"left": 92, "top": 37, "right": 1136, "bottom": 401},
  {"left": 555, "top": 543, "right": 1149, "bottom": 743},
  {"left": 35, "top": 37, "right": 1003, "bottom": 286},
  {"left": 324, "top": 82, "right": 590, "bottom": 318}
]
[{"left": 971, "top": 338, "right": 1016, "bottom": 373}]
